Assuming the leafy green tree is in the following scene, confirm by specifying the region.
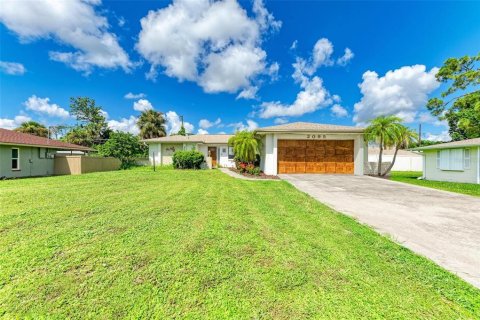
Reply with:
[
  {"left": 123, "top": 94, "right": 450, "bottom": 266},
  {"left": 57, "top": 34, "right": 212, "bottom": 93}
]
[
  {"left": 364, "top": 115, "right": 403, "bottom": 176},
  {"left": 98, "top": 131, "right": 147, "bottom": 168},
  {"left": 177, "top": 124, "right": 186, "bottom": 136},
  {"left": 137, "top": 110, "right": 166, "bottom": 139},
  {"left": 65, "top": 97, "right": 108, "bottom": 147},
  {"left": 14, "top": 121, "right": 49, "bottom": 137},
  {"left": 382, "top": 126, "right": 418, "bottom": 176},
  {"left": 228, "top": 131, "right": 261, "bottom": 163},
  {"left": 427, "top": 54, "right": 480, "bottom": 140}
]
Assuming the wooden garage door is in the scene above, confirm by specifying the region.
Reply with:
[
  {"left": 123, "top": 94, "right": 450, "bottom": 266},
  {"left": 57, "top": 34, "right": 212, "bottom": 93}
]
[{"left": 278, "top": 140, "right": 354, "bottom": 174}]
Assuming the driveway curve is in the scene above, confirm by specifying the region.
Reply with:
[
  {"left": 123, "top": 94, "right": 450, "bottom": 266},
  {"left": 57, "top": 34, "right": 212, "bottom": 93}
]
[{"left": 280, "top": 174, "right": 480, "bottom": 288}]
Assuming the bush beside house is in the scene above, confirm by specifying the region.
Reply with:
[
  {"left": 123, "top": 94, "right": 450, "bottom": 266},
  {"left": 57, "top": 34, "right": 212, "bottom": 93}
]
[{"left": 172, "top": 150, "right": 204, "bottom": 169}]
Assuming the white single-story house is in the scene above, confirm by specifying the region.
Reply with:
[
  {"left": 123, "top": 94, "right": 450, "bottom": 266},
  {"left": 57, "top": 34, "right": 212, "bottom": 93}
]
[
  {"left": 368, "top": 147, "right": 423, "bottom": 171},
  {"left": 413, "top": 138, "right": 480, "bottom": 184},
  {"left": 143, "top": 134, "right": 235, "bottom": 168},
  {"left": 144, "top": 122, "right": 367, "bottom": 175}
]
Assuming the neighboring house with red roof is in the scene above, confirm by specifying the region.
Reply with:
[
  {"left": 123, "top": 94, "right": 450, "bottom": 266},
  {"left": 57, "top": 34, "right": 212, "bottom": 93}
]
[{"left": 0, "top": 128, "right": 92, "bottom": 178}]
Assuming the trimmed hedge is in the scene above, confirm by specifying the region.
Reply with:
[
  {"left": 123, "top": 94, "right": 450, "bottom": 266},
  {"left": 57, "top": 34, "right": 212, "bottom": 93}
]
[{"left": 172, "top": 150, "right": 205, "bottom": 169}]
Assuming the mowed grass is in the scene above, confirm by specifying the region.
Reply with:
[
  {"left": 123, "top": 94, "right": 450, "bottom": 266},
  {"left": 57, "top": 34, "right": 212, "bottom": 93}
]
[
  {"left": 391, "top": 171, "right": 480, "bottom": 197},
  {"left": 0, "top": 168, "right": 479, "bottom": 319}
]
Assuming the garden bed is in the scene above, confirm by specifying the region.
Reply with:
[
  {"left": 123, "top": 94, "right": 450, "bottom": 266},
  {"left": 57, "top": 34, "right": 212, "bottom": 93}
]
[{"left": 229, "top": 167, "right": 279, "bottom": 179}]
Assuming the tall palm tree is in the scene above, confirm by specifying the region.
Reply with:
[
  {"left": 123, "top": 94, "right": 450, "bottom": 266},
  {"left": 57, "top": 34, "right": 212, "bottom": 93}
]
[
  {"left": 228, "top": 130, "right": 261, "bottom": 163},
  {"left": 14, "top": 121, "right": 49, "bottom": 138},
  {"left": 364, "top": 115, "right": 403, "bottom": 176},
  {"left": 382, "top": 126, "right": 418, "bottom": 176},
  {"left": 137, "top": 110, "right": 166, "bottom": 139}
]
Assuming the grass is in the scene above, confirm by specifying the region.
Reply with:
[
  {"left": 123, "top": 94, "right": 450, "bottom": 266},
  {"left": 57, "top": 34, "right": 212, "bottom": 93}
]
[
  {"left": 390, "top": 171, "right": 480, "bottom": 197},
  {"left": 0, "top": 168, "right": 479, "bottom": 319}
]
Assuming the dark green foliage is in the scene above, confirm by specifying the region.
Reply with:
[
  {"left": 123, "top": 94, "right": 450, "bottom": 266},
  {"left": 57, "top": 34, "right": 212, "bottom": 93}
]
[
  {"left": 427, "top": 54, "right": 480, "bottom": 140},
  {"left": 98, "top": 131, "right": 147, "bottom": 169},
  {"left": 177, "top": 125, "right": 187, "bottom": 136},
  {"left": 64, "top": 97, "right": 109, "bottom": 147},
  {"left": 228, "top": 131, "right": 261, "bottom": 163},
  {"left": 137, "top": 110, "right": 166, "bottom": 139},
  {"left": 172, "top": 150, "right": 204, "bottom": 169},
  {"left": 14, "top": 121, "right": 49, "bottom": 137}
]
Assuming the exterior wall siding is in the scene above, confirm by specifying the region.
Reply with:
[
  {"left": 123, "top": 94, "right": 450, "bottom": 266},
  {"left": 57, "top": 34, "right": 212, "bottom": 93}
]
[
  {"left": 0, "top": 145, "right": 55, "bottom": 178},
  {"left": 423, "top": 147, "right": 478, "bottom": 184}
]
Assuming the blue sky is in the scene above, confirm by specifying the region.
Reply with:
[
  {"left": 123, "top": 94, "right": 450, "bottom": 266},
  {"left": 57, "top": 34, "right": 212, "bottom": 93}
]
[{"left": 1, "top": 0, "right": 479, "bottom": 140}]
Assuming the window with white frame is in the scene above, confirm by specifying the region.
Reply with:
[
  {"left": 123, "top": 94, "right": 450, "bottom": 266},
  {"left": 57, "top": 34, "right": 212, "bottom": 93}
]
[
  {"left": 228, "top": 146, "right": 234, "bottom": 159},
  {"left": 437, "top": 148, "right": 465, "bottom": 171},
  {"left": 11, "top": 148, "right": 20, "bottom": 170}
]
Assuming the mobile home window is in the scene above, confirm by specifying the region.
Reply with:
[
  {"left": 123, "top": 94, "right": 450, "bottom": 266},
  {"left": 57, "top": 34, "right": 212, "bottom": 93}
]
[
  {"left": 438, "top": 149, "right": 464, "bottom": 171},
  {"left": 464, "top": 149, "right": 471, "bottom": 169},
  {"left": 11, "top": 148, "right": 20, "bottom": 170},
  {"left": 228, "top": 146, "right": 234, "bottom": 159}
]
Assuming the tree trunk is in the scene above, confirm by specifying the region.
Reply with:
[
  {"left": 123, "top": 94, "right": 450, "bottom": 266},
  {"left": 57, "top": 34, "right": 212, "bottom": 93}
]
[
  {"left": 377, "top": 137, "right": 383, "bottom": 176},
  {"left": 381, "top": 144, "right": 400, "bottom": 176}
]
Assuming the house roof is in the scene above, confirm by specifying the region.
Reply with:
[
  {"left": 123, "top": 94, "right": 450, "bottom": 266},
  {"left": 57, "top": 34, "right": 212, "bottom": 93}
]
[
  {"left": 256, "top": 122, "right": 364, "bottom": 133},
  {"left": 412, "top": 138, "right": 480, "bottom": 151},
  {"left": 0, "top": 128, "right": 93, "bottom": 151},
  {"left": 142, "top": 134, "right": 233, "bottom": 144}
]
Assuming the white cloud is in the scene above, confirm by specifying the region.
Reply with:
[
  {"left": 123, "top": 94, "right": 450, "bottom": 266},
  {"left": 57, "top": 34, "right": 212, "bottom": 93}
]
[
  {"left": 197, "top": 128, "right": 209, "bottom": 134},
  {"left": 337, "top": 48, "right": 354, "bottom": 66},
  {"left": 0, "top": 0, "right": 132, "bottom": 73},
  {"left": 136, "top": 0, "right": 280, "bottom": 94},
  {"left": 0, "top": 61, "right": 26, "bottom": 75},
  {"left": 199, "top": 118, "right": 221, "bottom": 129},
  {"left": 124, "top": 92, "right": 146, "bottom": 99},
  {"left": 331, "top": 104, "right": 348, "bottom": 117},
  {"left": 199, "top": 45, "right": 267, "bottom": 93},
  {"left": 165, "top": 111, "right": 194, "bottom": 135},
  {"left": 312, "top": 38, "right": 334, "bottom": 68},
  {"left": 0, "top": 115, "right": 32, "bottom": 130},
  {"left": 108, "top": 116, "right": 139, "bottom": 135},
  {"left": 259, "top": 76, "right": 330, "bottom": 118},
  {"left": 229, "top": 119, "right": 258, "bottom": 132},
  {"left": 417, "top": 112, "right": 448, "bottom": 127},
  {"left": 274, "top": 118, "right": 288, "bottom": 124},
  {"left": 133, "top": 99, "right": 153, "bottom": 112},
  {"left": 236, "top": 86, "right": 259, "bottom": 100},
  {"left": 290, "top": 40, "right": 298, "bottom": 50},
  {"left": 425, "top": 130, "right": 451, "bottom": 142},
  {"left": 24, "top": 95, "right": 70, "bottom": 118},
  {"left": 353, "top": 65, "right": 440, "bottom": 124}
]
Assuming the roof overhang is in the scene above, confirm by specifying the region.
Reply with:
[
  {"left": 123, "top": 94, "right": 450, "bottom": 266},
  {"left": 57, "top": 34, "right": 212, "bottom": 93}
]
[{"left": 0, "top": 142, "right": 93, "bottom": 151}]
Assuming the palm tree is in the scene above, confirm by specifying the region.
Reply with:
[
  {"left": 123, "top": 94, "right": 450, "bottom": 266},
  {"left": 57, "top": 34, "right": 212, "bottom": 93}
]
[
  {"left": 137, "top": 110, "right": 166, "bottom": 139},
  {"left": 14, "top": 121, "right": 49, "bottom": 138},
  {"left": 364, "top": 115, "right": 403, "bottom": 176},
  {"left": 382, "top": 126, "right": 418, "bottom": 176},
  {"left": 228, "top": 130, "right": 261, "bottom": 163}
]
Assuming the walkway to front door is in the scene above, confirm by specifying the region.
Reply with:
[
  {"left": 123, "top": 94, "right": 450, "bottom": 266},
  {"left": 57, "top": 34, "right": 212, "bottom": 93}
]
[{"left": 281, "top": 174, "right": 480, "bottom": 288}]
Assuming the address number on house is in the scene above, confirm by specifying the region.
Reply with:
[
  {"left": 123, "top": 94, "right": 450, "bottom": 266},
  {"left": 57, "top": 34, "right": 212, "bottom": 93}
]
[{"left": 306, "top": 134, "right": 327, "bottom": 139}]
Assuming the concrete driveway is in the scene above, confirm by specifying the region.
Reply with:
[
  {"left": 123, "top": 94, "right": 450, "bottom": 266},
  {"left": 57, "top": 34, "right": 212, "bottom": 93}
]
[{"left": 280, "top": 174, "right": 480, "bottom": 288}]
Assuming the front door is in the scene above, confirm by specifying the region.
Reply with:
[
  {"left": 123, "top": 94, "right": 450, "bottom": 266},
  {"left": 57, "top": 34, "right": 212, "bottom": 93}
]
[{"left": 208, "top": 147, "right": 217, "bottom": 167}]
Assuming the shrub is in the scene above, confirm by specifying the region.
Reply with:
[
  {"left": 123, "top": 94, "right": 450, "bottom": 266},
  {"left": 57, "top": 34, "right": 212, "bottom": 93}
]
[
  {"left": 235, "top": 161, "right": 261, "bottom": 175},
  {"left": 172, "top": 150, "right": 205, "bottom": 169},
  {"left": 98, "top": 131, "right": 147, "bottom": 169}
]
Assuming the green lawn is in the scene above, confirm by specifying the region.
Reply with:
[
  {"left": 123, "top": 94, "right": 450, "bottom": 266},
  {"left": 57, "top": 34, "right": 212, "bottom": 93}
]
[
  {"left": 390, "top": 171, "right": 480, "bottom": 197},
  {"left": 1, "top": 169, "right": 479, "bottom": 319}
]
